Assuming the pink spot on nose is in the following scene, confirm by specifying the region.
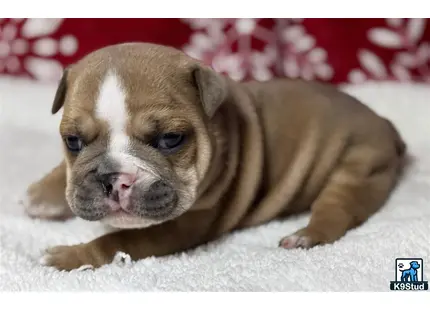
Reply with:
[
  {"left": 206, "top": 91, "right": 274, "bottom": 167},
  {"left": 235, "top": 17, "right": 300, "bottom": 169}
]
[
  {"left": 106, "top": 173, "right": 137, "bottom": 211},
  {"left": 116, "top": 173, "right": 136, "bottom": 190}
]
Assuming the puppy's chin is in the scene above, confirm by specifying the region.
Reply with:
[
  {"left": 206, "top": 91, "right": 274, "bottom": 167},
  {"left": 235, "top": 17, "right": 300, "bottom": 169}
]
[
  {"left": 99, "top": 205, "right": 190, "bottom": 229},
  {"left": 101, "top": 211, "right": 165, "bottom": 229}
]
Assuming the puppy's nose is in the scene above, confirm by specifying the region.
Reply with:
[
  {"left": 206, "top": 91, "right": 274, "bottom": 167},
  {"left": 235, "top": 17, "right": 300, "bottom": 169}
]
[
  {"left": 99, "top": 172, "right": 136, "bottom": 203},
  {"left": 143, "top": 180, "right": 177, "bottom": 214}
]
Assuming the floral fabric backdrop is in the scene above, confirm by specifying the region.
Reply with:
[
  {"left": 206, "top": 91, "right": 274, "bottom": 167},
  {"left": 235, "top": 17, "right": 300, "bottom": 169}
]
[{"left": 0, "top": 18, "right": 429, "bottom": 84}]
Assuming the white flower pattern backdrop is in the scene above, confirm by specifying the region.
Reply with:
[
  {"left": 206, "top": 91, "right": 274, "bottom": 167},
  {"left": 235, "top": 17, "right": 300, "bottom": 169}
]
[
  {"left": 0, "top": 18, "right": 78, "bottom": 81},
  {"left": 0, "top": 18, "right": 429, "bottom": 84},
  {"left": 349, "top": 18, "right": 430, "bottom": 83},
  {"left": 182, "top": 19, "right": 334, "bottom": 82}
]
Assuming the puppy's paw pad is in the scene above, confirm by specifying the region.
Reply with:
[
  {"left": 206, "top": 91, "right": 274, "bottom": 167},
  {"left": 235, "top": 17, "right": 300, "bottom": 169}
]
[{"left": 279, "top": 234, "right": 312, "bottom": 249}]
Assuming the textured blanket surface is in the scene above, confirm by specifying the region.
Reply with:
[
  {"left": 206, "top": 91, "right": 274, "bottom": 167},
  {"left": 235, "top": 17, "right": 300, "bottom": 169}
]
[{"left": 0, "top": 77, "right": 429, "bottom": 291}]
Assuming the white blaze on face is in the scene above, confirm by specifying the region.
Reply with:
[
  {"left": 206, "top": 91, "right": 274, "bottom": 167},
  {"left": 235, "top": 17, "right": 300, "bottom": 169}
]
[
  {"left": 95, "top": 71, "right": 130, "bottom": 156},
  {"left": 94, "top": 71, "right": 158, "bottom": 176}
]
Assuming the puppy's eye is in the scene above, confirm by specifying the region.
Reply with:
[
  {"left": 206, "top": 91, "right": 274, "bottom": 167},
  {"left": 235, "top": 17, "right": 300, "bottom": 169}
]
[
  {"left": 152, "top": 133, "right": 185, "bottom": 153},
  {"left": 64, "top": 135, "right": 83, "bottom": 153}
]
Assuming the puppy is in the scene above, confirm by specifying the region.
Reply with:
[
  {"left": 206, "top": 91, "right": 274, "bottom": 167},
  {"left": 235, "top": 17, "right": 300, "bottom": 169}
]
[{"left": 22, "top": 43, "right": 407, "bottom": 271}]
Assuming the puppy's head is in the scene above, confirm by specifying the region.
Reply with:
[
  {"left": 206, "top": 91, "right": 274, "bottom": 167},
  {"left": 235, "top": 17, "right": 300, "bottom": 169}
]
[{"left": 52, "top": 43, "right": 228, "bottom": 229}]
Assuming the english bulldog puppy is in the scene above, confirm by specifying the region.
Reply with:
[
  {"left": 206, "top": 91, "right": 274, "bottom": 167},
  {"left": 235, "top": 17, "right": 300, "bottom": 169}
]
[{"left": 22, "top": 43, "right": 407, "bottom": 271}]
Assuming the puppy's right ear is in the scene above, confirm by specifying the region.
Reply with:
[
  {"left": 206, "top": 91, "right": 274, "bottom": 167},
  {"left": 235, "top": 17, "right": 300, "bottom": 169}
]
[{"left": 51, "top": 68, "right": 69, "bottom": 115}]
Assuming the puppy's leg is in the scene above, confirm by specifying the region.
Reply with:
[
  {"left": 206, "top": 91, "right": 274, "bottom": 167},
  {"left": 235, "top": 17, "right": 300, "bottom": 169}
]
[
  {"left": 21, "top": 160, "right": 74, "bottom": 220},
  {"left": 40, "top": 209, "right": 217, "bottom": 271},
  {"left": 279, "top": 148, "right": 401, "bottom": 249}
]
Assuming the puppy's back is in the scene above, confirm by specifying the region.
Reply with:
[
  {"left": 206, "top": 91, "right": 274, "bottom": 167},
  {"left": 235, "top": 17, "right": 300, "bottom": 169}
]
[{"left": 242, "top": 78, "right": 405, "bottom": 155}]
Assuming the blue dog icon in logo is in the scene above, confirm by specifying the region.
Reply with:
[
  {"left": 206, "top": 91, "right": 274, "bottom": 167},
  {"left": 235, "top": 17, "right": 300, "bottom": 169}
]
[{"left": 400, "top": 261, "right": 420, "bottom": 282}]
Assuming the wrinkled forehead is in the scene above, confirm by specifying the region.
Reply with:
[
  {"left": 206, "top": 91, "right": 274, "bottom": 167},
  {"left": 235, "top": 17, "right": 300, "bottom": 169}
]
[{"left": 61, "top": 63, "right": 199, "bottom": 137}]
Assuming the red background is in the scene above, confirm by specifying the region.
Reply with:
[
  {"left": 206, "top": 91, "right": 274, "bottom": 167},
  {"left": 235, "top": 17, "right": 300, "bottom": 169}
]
[{"left": 1, "top": 18, "right": 429, "bottom": 84}]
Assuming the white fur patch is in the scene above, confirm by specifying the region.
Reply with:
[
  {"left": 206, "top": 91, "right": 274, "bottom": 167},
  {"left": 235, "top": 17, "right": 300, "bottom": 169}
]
[
  {"left": 95, "top": 71, "right": 130, "bottom": 155},
  {"left": 112, "top": 251, "right": 132, "bottom": 267},
  {"left": 94, "top": 71, "right": 157, "bottom": 177}
]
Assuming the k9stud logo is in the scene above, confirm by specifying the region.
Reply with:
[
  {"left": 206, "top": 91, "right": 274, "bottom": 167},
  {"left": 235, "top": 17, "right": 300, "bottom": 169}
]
[{"left": 390, "top": 258, "right": 428, "bottom": 291}]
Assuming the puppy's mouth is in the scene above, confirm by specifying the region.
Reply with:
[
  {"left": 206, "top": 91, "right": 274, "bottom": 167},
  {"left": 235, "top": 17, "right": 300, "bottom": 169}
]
[
  {"left": 104, "top": 192, "right": 177, "bottom": 219},
  {"left": 99, "top": 188, "right": 180, "bottom": 229}
]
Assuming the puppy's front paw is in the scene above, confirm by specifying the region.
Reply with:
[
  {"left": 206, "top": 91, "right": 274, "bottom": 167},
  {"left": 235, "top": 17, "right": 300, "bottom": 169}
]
[
  {"left": 21, "top": 198, "right": 73, "bottom": 221},
  {"left": 20, "top": 184, "right": 74, "bottom": 221},
  {"left": 40, "top": 244, "right": 99, "bottom": 271}
]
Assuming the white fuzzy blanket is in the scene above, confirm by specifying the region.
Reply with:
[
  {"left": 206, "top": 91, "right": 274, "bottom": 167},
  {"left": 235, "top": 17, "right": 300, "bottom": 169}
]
[{"left": 0, "top": 77, "right": 429, "bottom": 292}]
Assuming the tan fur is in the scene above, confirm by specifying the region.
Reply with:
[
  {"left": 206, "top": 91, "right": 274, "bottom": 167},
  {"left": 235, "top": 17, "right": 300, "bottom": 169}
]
[{"left": 24, "top": 43, "right": 407, "bottom": 270}]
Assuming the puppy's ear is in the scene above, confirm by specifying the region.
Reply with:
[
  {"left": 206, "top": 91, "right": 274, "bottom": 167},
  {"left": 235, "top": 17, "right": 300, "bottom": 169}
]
[
  {"left": 192, "top": 65, "right": 228, "bottom": 118},
  {"left": 51, "top": 68, "right": 69, "bottom": 115}
]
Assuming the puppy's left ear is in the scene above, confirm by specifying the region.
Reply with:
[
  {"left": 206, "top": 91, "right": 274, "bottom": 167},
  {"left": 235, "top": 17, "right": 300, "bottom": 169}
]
[
  {"left": 192, "top": 65, "right": 228, "bottom": 118},
  {"left": 51, "top": 68, "right": 69, "bottom": 115}
]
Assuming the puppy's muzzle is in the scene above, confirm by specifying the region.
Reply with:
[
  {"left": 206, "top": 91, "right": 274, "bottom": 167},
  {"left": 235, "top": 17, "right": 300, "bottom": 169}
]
[{"left": 96, "top": 171, "right": 177, "bottom": 217}]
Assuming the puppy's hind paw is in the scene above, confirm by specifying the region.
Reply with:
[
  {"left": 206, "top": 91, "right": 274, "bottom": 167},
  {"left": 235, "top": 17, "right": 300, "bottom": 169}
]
[
  {"left": 278, "top": 226, "right": 339, "bottom": 250},
  {"left": 279, "top": 234, "right": 313, "bottom": 249}
]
